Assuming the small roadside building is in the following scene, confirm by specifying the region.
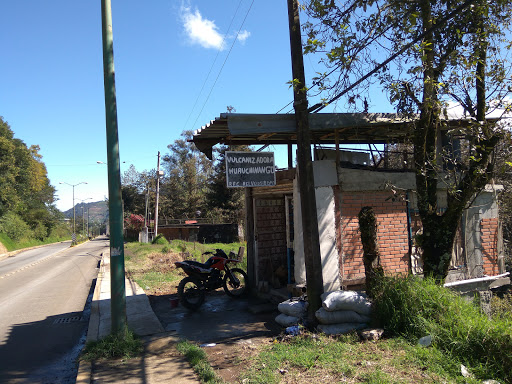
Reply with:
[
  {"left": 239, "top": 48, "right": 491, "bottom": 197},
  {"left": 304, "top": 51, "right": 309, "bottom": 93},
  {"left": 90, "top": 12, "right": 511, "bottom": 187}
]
[{"left": 192, "top": 113, "right": 505, "bottom": 295}]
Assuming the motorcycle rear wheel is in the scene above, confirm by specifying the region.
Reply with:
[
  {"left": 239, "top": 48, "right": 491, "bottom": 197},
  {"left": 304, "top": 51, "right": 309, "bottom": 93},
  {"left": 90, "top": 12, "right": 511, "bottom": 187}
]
[
  {"left": 223, "top": 268, "right": 248, "bottom": 298},
  {"left": 178, "top": 277, "right": 205, "bottom": 310}
]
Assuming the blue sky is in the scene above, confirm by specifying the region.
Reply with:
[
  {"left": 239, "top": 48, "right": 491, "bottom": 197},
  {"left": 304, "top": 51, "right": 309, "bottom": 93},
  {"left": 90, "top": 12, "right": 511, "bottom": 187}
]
[{"left": 0, "top": 0, "right": 392, "bottom": 211}]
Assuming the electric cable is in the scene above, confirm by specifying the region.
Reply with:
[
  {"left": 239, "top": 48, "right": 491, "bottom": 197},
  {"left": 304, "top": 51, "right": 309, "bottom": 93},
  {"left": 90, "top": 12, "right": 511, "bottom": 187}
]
[
  {"left": 190, "top": 0, "right": 255, "bottom": 130},
  {"left": 183, "top": 0, "right": 246, "bottom": 131}
]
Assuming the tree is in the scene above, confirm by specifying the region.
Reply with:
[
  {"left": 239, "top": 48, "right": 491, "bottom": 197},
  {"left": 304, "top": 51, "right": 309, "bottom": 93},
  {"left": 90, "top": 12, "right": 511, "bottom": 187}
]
[
  {"left": 121, "top": 164, "right": 154, "bottom": 218},
  {"left": 15, "top": 144, "right": 57, "bottom": 235},
  {"left": 0, "top": 116, "right": 59, "bottom": 239},
  {"left": 205, "top": 145, "right": 248, "bottom": 223},
  {"left": 494, "top": 138, "right": 512, "bottom": 272},
  {"left": 161, "top": 131, "right": 212, "bottom": 220},
  {"left": 303, "top": 0, "right": 512, "bottom": 280}
]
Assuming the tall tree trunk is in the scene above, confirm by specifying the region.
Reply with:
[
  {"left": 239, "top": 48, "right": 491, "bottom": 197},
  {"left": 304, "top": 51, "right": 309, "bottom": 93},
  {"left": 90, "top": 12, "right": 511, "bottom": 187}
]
[{"left": 414, "top": 0, "right": 450, "bottom": 280}]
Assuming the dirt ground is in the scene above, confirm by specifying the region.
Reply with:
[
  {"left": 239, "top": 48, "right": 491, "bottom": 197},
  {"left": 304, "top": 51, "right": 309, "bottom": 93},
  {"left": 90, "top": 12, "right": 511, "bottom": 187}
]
[
  {"left": 0, "top": 242, "right": 9, "bottom": 254},
  {"left": 148, "top": 287, "right": 281, "bottom": 383},
  {"left": 128, "top": 248, "right": 281, "bottom": 382}
]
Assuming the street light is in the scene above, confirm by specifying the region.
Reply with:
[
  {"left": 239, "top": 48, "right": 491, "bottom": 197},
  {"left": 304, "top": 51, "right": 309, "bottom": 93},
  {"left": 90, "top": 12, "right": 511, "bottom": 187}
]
[
  {"left": 78, "top": 198, "right": 93, "bottom": 238},
  {"left": 59, "top": 181, "right": 88, "bottom": 243}
]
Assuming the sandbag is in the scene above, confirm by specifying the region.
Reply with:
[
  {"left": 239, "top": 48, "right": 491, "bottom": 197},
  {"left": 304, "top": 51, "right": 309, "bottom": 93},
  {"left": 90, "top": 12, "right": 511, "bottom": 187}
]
[
  {"left": 275, "top": 313, "right": 300, "bottom": 327},
  {"left": 315, "top": 308, "right": 371, "bottom": 325},
  {"left": 278, "top": 299, "right": 308, "bottom": 318},
  {"left": 317, "top": 323, "right": 367, "bottom": 335},
  {"left": 321, "top": 290, "right": 372, "bottom": 315}
]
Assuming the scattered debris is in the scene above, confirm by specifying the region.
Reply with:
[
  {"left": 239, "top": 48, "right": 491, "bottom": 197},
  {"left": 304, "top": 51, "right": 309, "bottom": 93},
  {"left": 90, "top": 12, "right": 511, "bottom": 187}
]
[
  {"left": 285, "top": 325, "right": 302, "bottom": 336},
  {"left": 418, "top": 335, "right": 432, "bottom": 347},
  {"left": 461, "top": 364, "right": 473, "bottom": 378},
  {"left": 358, "top": 328, "right": 384, "bottom": 342}
]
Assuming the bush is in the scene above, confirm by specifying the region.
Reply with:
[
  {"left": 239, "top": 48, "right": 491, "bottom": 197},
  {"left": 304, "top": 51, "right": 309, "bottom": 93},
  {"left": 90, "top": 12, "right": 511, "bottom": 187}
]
[
  {"left": 0, "top": 212, "right": 32, "bottom": 241},
  {"left": 152, "top": 234, "right": 168, "bottom": 245},
  {"left": 373, "top": 276, "right": 512, "bottom": 382},
  {"left": 0, "top": 232, "right": 16, "bottom": 252},
  {"left": 491, "top": 291, "right": 512, "bottom": 321},
  {"left": 49, "top": 222, "right": 71, "bottom": 238},
  {"left": 33, "top": 222, "right": 48, "bottom": 241}
]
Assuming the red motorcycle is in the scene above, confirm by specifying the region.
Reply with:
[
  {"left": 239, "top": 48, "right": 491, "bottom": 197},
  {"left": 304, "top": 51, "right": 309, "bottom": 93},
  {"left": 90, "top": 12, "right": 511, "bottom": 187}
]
[{"left": 174, "top": 249, "right": 248, "bottom": 310}]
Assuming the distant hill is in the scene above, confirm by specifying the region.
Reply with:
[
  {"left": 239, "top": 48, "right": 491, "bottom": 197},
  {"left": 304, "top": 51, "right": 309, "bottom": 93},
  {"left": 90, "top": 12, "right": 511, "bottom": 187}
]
[{"left": 62, "top": 200, "right": 108, "bottom": 224}]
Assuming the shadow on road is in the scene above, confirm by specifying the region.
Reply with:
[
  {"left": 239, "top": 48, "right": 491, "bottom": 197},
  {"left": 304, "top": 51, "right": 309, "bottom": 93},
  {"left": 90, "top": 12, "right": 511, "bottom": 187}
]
[{"left": 0, "top": 310, "right": 88, "bottom": 384}]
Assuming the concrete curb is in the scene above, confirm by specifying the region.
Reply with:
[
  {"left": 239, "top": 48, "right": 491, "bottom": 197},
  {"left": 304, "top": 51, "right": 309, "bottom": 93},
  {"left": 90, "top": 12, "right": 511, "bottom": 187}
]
[
  {"left": 75, "top": 249, "right": 167, "bottom": 383},
  {"left": 75, "top": 251, "right": 105, "bottom": 384},
  {"left": 86, "top": 253, "right": 105, "bottom": 343},
  {"left": 75, "top": 360, "right": 92, "bottom": 384}
]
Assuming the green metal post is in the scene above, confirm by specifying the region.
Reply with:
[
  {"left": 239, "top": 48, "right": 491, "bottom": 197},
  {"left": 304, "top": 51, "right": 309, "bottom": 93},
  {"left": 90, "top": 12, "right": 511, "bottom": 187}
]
[{"left": 101, "top": 0, "right": 127, "bottom": 334}]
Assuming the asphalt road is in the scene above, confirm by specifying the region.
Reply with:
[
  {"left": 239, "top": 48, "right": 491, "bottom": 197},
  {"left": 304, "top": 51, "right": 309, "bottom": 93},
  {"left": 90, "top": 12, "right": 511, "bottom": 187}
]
[{"left": 0, "top": 238, "right": 109, "bottom": 384}]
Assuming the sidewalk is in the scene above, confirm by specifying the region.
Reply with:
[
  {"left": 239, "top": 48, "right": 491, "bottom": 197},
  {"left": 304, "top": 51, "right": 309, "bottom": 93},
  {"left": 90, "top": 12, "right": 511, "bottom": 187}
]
[{"left": 76, "top": 252, "right": 200, "bottom": 384}]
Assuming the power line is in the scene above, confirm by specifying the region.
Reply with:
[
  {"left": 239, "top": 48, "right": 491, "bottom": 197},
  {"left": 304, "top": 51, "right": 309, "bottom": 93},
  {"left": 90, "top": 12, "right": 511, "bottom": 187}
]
[
  {"left": 275, "top": 0, "right": 478, "bottom": 115},
  {"left": 190, "top": 0, "right": 255, "bottom": 131},
  {"left": 183, "top": 0, "right": 246, "bottom": 132}
]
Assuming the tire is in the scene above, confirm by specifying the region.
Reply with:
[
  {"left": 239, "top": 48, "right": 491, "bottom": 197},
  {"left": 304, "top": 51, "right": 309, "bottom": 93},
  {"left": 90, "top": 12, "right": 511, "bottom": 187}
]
[
  {"left": 223, "top": 268, "right": 248, "bottom": 298},
  {"left": 178, "top": 277, "right": 205, "bottom": 310}
]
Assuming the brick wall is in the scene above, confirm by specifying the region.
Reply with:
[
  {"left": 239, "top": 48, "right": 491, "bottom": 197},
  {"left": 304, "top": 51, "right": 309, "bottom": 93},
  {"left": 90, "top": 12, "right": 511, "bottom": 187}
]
[
  {"left": 340, "top": 191, "right": 410, "bottom": 282},
  {"left": 481, "top": 217, "right": 499, "bottom": 275},
  {"left": 255, "top": 198, "right": 287, "bottom": 285}
]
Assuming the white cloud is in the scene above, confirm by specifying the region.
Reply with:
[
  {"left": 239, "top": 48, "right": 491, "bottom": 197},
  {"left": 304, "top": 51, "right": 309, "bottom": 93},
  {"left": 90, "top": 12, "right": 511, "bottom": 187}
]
[
  {"left": 236, "top": 30, "right": 251, "bottom": 44},
  {"left": 180, "top": 6, "right": 225, "bottom": 50}
]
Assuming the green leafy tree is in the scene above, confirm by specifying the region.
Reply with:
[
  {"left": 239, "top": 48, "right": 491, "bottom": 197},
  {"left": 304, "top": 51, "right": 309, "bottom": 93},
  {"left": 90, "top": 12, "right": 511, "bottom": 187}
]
[
  {"left": 0, "top": 212, "right": 31, "bottom": 242},
  {"left": 205, "top": 145, "right": 249, "bottom": 223},
  {"left": 121, "top": 164, "right": 154, "bottom": 218},
  {"left": 0, "top": 118, "right": 19, "bottom": 216},
  {"left": 494, "top": 138, "right": 512, "bottom": 271},
  {"left": 303, "top": 0, "right": 512, "bottom": 280},
  {"left": 161, "top": 131, "right": 212, "bottom": 220},
  {"left": 0, "top": 117, "right": 59, "bottom": 240}
]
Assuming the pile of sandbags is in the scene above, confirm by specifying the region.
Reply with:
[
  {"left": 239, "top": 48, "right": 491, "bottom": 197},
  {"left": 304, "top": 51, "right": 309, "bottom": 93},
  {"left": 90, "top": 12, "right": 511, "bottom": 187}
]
[
  {"left": 275, "top": 298, "right": 308, "bottom": 327},
  {"left": 316, "top": 290, "right": 371, "bottom": 335}
]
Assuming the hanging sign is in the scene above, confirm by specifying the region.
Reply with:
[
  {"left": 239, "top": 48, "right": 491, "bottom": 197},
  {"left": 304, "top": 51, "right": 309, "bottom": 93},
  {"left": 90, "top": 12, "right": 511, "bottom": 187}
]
[{"left": 225, "top": 151, "right": 276, "bottom": 188}]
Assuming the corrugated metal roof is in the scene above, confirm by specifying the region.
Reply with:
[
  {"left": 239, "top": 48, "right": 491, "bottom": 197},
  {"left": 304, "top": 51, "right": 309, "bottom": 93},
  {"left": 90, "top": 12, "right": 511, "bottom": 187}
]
[{"left": 192, "top": 112, "right": 478, "bottom": 159}]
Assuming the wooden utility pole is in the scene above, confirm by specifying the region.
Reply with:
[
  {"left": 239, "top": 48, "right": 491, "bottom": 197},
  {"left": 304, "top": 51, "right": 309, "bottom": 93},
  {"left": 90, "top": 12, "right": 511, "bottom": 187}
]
[
  {"left": 154, "top": 151, "right": 161, "bottom": 237},
  {"left": 286, "top": 0, "right": 324, "bottom": 325}
]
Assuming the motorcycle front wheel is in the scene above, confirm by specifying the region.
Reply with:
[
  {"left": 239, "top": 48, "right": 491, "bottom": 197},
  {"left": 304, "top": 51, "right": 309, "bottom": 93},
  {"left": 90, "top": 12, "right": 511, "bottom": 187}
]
[
  {"left": 178, "top": 277, "right": 205, "bottom": 310},
  {"left": 223, "top": 268, "right": 248, "bottom": 298}
]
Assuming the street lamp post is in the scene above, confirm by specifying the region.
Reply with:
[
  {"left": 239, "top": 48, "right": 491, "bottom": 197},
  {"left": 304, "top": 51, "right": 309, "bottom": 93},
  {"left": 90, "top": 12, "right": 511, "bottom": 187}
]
[
  {"left": 78, "top": 198, "right": 93, "bottom": 238},
  {"left": 60, "top": 181, "right": 88, "bottom": 244}
]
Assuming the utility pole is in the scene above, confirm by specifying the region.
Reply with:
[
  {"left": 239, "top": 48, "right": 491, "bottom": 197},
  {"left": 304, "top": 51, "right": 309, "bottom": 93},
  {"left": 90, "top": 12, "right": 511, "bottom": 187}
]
[
  {"left": 101, "top": 0, "right": 127, "bottom": 334},
  {"left": 286, "top": 0, "right": 324, "bottom": 325},
  {"left": 154, "top": 151, "right": 161, "bottom": 238}
]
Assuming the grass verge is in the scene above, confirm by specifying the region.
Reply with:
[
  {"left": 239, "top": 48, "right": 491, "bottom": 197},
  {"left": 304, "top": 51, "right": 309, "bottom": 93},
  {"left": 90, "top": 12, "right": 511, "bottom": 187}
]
[
  {"left": 373, "top": 275, "right": 512, "bottom": 383},
  {"left": 176, "top": 339, "right": 224, "bottom": 383},
  {"left": 239, "top": 332, "right": 477, "bottom": 384},
  {"left": 0, "top": 232, "right": 71, "bottom": 252},
  {"left": 236, "top": 277, "right": 511, "bottom": 383},
  {"left": 81, "top": 329, "right": 143, "bottom": 361}
]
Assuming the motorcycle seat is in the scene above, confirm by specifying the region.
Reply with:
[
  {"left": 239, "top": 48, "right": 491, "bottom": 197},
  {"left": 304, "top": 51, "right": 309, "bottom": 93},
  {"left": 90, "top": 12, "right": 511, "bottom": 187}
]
[{"left": 184, "top": 259, "right": 213, "bottom": 272}]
